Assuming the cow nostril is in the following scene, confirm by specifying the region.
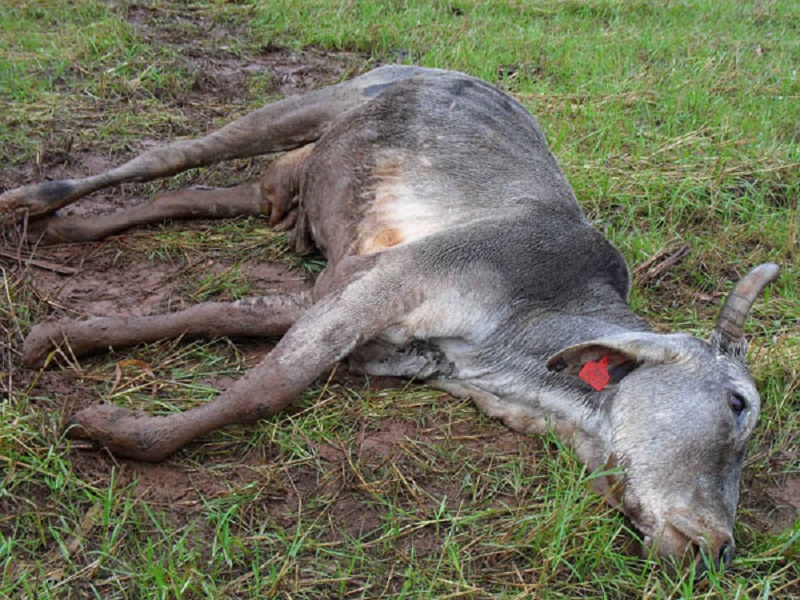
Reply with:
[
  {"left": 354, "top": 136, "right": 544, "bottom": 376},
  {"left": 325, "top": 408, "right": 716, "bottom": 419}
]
[
  {"left": 718, "top": 541, "right": 733, "bottom": 570},
  {"left": 694, "top": 539, "right": 734, "bottom": 578}
]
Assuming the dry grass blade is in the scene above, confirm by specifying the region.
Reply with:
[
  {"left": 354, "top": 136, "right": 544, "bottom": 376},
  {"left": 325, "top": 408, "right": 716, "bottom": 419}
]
[{"left": 634, "top": 242, "right": 691, "bottom": 286}]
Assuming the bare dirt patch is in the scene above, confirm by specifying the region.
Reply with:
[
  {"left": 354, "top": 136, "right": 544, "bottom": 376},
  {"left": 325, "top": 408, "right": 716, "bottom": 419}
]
[
  {"left": 26, "top": 244, "right": 311, "bottom": 321},
  {"left": 768, "top": 473, "right": 800, "bottom": 532},
  {"left": 123, "top": 1, "right": 368, "bottom": 110}
]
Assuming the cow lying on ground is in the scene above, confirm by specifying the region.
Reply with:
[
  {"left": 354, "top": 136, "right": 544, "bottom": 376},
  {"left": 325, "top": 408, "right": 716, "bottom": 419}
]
[{"left": 0, "top": 65, "right": 779, "bottom": 573}]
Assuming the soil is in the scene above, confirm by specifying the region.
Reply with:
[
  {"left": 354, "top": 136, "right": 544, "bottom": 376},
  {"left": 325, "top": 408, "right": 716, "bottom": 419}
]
[{"left": 1, "top": 7, "right": 797, "bottom": 593}]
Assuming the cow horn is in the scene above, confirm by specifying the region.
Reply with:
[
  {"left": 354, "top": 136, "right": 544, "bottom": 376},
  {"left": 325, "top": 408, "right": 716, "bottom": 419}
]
[{"left": 712, "top": 263, "right": 780, "bottom": 359}]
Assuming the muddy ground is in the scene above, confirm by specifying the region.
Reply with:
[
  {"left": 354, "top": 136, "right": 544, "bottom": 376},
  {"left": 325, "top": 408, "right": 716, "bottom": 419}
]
[{"left": 1, "top": 5, "right": 798, "bottom": 596}]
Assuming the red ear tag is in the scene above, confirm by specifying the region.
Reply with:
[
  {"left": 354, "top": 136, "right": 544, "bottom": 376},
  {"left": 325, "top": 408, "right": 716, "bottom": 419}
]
[{"left": 579, "top": 355, "right": 611, "bottom": 391}]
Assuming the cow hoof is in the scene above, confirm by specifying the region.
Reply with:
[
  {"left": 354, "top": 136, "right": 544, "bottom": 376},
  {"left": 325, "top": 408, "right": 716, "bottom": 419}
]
[
  {"left": 66, "top": 405, "right": 177, "bottom": 462},
  {"left": 22, "top": 322, "right": 66, "bottom": 368}
]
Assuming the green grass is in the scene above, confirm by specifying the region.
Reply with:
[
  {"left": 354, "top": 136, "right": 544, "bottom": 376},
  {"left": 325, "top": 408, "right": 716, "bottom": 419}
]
[{"left": 1, "top": 0, "right": 798, "bottom": 598}]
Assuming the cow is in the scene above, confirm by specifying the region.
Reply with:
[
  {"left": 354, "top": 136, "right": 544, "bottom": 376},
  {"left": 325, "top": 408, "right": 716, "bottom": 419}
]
[{"left": 1, "top": 65, "right": 779, "bottom": 573}]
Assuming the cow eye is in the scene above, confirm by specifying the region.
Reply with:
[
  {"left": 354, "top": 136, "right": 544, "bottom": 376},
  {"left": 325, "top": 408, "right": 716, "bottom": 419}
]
[{"left": 727, "top": 392, "right": 747, "bottom": 416}]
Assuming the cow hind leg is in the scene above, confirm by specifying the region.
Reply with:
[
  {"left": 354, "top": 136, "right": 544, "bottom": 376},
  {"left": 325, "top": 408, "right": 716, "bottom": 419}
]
[
  {"left": 0, "top": 65, "right": 429, "bottom": 222},
  {"left": 26, "top": 143, "right": 317, "bottom": 245}
]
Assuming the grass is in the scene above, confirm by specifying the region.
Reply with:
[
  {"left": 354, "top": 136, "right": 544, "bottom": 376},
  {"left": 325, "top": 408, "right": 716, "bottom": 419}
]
[{"left": 1, "top": 0, "right": 798, "bottom": 598}]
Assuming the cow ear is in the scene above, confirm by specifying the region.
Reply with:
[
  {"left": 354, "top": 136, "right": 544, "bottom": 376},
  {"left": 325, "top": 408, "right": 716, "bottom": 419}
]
[{"left": 546, "top": 333, "right": 694, "bottom": 391}]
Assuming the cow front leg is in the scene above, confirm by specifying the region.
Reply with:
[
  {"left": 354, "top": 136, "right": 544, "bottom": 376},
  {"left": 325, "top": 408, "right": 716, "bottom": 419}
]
[
  {"left": 22, "top": 292, "right": 312, "bottom": 367},
  {"left": 62, "top": 261, "right": 415, "bottom": 461}
]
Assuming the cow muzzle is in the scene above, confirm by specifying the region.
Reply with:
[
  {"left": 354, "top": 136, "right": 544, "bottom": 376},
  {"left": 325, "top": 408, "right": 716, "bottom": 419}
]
[{"left": 645, "top": 511, "right": 735, "bottom": 576}]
